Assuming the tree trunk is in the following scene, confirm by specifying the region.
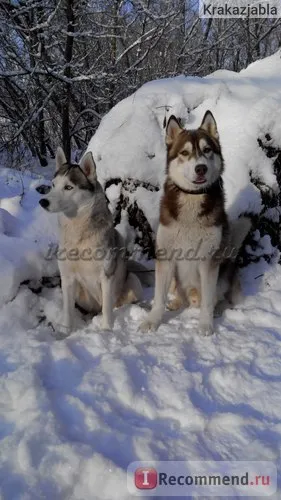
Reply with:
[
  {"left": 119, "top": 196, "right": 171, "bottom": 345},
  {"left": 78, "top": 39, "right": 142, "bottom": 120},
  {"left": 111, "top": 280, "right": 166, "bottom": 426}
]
[{"left": 62, "top": 0, "right": 75, "bottom": 162}]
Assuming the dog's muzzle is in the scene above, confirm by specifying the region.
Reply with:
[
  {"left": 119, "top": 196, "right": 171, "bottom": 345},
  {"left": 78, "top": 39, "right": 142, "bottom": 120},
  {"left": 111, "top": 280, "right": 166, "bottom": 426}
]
[{"left": 194, "top": 164, "right": 208, "bottom": 185}]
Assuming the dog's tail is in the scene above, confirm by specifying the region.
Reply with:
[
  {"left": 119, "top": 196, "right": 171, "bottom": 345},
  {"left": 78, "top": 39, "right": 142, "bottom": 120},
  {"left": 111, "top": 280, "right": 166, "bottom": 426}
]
[
  {"left": 219, "top": 215, "right": 252, "bottom": 305},
  {"left": 229, "top": 216, "right": 252, "bottom": 259},
  {"left": 126, "top": 260, "right": 154, "bottom": 287}
]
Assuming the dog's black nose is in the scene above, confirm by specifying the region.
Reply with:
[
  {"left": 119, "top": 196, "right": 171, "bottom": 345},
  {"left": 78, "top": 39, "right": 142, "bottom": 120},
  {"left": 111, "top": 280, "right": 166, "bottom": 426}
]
[
  {"left": 195, "top": 164, "right": 207, "bottom": 176},
  {"left": 39, "top": 198, "right": 50, "bottom": 209}
]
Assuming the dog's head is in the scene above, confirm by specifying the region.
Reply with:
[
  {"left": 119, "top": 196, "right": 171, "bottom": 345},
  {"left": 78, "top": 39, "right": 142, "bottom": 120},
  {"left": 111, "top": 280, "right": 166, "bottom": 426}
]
[
  {"left": 165, "top": 111, "right": 223, "bottom": 192},
  {"left": 39, "top": 148, "right": 97, "bottom": 217}
]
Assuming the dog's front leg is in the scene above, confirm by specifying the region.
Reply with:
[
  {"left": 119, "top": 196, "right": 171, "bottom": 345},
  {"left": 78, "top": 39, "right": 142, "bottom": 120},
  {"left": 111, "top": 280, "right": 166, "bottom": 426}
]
[
  {"left": 198, "top": 260, "right": 219, "bottom": 336},
  {"left": 59, "top": 273, "right": 76, "bottom": 336},
  {"left": 101, "top": 274, "right": 114, "bottom": 330},
  {"left": 140, "top": 260, "right": 174, "bottom": 332}
]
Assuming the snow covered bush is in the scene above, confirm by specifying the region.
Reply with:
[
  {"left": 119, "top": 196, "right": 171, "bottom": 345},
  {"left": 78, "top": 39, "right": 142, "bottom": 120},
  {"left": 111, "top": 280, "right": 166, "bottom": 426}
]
[
  {"left": 87, "top": 50, "right": 281, "bottom": 267},
  {"left": 244, "top": 136, "right": 281, "bottom": 265}
]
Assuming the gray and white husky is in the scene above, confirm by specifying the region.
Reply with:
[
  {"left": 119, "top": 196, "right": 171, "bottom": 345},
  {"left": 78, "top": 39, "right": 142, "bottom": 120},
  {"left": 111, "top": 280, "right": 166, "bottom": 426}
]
[
  {"left": 39, "top": 147, "right": 145, "bottom": 335},
  {"left": 140, "top": 111, "right": 251, "bottom": 335}
]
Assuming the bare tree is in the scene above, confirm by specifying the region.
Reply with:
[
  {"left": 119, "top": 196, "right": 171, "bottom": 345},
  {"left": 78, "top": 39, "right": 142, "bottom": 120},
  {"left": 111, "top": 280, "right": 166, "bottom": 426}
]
[{"left": 0, "top": 0, "right": 280, "bottom": 165}]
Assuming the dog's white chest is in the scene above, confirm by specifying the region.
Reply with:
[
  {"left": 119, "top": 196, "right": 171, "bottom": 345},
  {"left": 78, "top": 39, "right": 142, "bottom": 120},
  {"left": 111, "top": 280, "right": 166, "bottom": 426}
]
[
  {"left": 59, "top": 236, "right": 104, "bottom": 302},
  {"left": 157, "top": 222, "right": 222, "bottom": 259},
  {"left": 157, "top": 221, "right": 222, "bottom": 289}
]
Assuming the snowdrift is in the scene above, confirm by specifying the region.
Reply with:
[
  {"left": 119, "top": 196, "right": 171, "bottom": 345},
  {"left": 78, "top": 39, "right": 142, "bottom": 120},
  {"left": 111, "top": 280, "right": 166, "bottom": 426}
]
[{"left": 0, "top": 168, "right": 58, "bottom": 306}]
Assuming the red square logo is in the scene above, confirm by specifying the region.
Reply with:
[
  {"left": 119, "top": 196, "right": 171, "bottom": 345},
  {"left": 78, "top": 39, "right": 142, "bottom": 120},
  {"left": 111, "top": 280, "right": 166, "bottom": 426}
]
[{"left": 134, "top": 467, "right": 158, "bottom": 490}]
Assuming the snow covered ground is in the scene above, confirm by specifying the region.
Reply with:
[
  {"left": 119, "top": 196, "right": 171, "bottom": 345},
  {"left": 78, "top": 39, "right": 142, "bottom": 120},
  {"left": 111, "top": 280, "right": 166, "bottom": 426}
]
[{"left": 1, "top": 51, "right": 281, "bottom": 499}]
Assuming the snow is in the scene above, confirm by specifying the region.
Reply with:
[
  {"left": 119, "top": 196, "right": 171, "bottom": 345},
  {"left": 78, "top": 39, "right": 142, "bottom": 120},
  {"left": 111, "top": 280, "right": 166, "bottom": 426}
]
[
  {"left": 1, "top": 267, "right": 281, "bottom": 498},
  {"left": 1, "top": 51, "right": 281, "bottom": 498},
  {"left": 0, "top": 168, "right": 58, "bottom": 306}
]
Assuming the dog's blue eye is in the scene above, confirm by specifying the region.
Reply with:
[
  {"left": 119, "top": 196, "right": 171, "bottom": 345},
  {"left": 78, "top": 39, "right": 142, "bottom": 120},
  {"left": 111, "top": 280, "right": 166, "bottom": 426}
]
[
  {"left": 64, "top": 185, "right": 73, "bottom": 191},
  {"left": 203, "top": 147, "right": 211, "bottom": 154}
]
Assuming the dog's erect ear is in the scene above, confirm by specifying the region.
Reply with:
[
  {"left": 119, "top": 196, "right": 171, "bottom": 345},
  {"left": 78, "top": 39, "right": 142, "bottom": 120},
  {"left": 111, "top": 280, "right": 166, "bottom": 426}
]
[
  {"left": 80, "top": 151, "right": 97, "bottom": 183},
  {"left": 56, "top": 147, "right": 67, "bottom": 171},
  {"left": 166, "top": 116, "right": 182, "bottom": 146},
  {"left": 200, "top": 111, "right": 219, "bottom": 140}
]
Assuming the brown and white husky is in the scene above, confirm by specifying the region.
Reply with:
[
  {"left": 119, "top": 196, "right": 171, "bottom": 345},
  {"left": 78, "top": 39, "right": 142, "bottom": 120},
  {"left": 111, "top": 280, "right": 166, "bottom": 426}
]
[{"left": 140, "top": 111, "right": 251, "bottom": 335}]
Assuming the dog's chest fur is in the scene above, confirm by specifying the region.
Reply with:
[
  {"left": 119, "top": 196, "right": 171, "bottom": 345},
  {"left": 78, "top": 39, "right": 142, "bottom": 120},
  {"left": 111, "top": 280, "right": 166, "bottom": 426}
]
[
  {"left": 58, "top": 211, "right": 112, "bottom": 281},
  {"left": 158, "top": 179, "right": 227, "bottom": 265}
]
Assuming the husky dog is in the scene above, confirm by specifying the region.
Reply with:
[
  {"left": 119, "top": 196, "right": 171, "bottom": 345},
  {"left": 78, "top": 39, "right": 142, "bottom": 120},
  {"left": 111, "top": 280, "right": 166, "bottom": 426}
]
[
  {"left": 140, "top": 111, "right": 250, "bottom": 335},
  {"left": 39, "top": 148, "right": 144, "bottom": 335}
]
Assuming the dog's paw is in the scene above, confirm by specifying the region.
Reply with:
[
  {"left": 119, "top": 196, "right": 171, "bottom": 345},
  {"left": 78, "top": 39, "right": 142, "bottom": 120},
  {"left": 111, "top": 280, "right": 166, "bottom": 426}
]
[
  {"left": 139, "top": 319, "right": 159, "bottom": 333},
  {"left": 167, "top": 298, "right": 182, "bottom": 311},
  {"left": 198, "top": 320, "right": 214, "bottom": 336},
  {"left": 188, "top": 288, "right": 201, "bottom": 308},
  {"left": 101, "top": 319, "right": 113, "bottom": 331}
]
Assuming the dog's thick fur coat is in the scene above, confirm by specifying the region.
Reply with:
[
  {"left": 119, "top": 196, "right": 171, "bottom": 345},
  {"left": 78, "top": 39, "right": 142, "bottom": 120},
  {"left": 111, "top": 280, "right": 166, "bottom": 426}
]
[
  {"left": 140, "top": 111, "right": 250, "bottom": 335},
  {"left": 40, "top": 148, "right": 144, "bottom": 335}
]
